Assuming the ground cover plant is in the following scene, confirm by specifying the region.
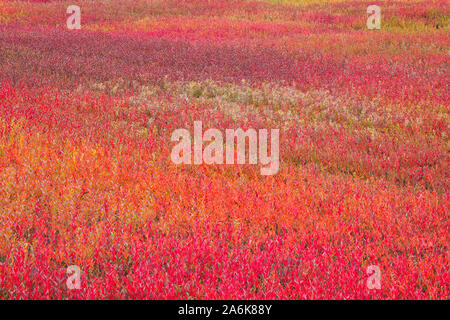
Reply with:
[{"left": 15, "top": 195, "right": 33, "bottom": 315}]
[{"left": 0, "top": 0, "right": 448, "bottom": 299}]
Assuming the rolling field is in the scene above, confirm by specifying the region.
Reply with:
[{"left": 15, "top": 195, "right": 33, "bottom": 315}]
[{"left": 0, "top": 0, "right": 448, "bottom": 299}]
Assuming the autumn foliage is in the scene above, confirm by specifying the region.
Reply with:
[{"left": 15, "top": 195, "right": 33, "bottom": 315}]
[{"left": 0, "top": 0, "right": 448, "bottom": 299}]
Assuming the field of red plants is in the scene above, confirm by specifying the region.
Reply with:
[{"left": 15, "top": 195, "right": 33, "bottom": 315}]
[{"left": 0, "top": 0, "right": 448, "bottom": 299}]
